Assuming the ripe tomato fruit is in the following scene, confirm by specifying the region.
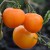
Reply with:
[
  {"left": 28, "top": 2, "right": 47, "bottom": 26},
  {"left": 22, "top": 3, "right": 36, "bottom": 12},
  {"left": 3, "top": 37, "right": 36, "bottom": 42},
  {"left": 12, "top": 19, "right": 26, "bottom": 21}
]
[
  {"left": 23, "top": 13, "right": 43, "bottom": 33},
  {"left": 3, "top": 8, "right": 25, "bottom": 28},
  {"left": 13, "top": 25, "right": 38, "bottom": 49}
]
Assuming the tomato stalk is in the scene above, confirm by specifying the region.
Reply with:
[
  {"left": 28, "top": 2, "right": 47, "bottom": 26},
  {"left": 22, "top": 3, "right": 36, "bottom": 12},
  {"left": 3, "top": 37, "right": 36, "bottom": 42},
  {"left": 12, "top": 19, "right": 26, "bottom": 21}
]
[
  {"left": 37, "top": 33, "right": 50, "bottom": 48},
  {"left": 0, "top": 0, "right": 15, "bottom": 9},
  {"left": 0, "top": 12, "right": 3, "bottom": 40},
  {"left": 24, "top": 0, "right": 36, "bottom": 13},
  {"left": 0, "top": 0, "right": 21, "bottom": 9}
]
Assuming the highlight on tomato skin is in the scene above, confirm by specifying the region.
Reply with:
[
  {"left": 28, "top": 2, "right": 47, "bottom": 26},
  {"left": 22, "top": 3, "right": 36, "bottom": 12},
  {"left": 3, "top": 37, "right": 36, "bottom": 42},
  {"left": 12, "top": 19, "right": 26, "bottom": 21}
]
[
  {"left": 13, "top": 25, "right": 38, "bottom": 49},
  {"left": 23, "top": 13, "right": 43, "bottom": 33},
  {"left": 2, "top": 8, "right": 25, "bottom": 28}
]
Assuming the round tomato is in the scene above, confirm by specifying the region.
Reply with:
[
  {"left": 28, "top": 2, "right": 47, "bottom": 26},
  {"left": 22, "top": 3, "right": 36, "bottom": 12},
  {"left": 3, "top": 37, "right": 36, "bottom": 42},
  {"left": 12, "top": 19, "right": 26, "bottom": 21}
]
[
  {"left": 13, "top": 25, "right": 38, "bottom": 49},
  {"left": 3, "top": 8, "right": 25, "bottom": 28},
  {"left": 23, "top": 13, "right": 43, "bottom": 33}
]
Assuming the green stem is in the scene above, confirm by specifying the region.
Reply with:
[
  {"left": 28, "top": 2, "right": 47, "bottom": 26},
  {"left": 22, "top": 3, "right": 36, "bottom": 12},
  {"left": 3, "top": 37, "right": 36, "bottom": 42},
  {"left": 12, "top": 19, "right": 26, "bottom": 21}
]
[
  {"left": 0, "top": 0, "right": 16, "bottom": 9},
  {"left": 41, "top": 38, "right": 46, "bottom": 44},
  {"left": 25, "top": 0, "right": 36, "bottom": 13},
  {"left": 16, "top": 1, "right": 21, "bottom": 9},
  {"left": 37, "top": 33, "right": 47, "bottom": 45},
  {"left": 37, "top": 33, "right": 50, "bottom": 47},
  {"left": 37, "top": 33, "right": 50, "bottom": 40},
  {"left": 41, "top": 35, "right": 50, "bottom": 40},
  {"left": 28, "top": 4, "right": 31, "bottom": 12},
  {"left": 0, "top": 0, "right": 6, "bottom": 9},
  {"left": 28, "top": 3, "right": 36, "bottom": 13},
  {"left": 0, "top": 12, "right": 3, "bottom": 40},
  {"left": 0, "top": 0, "right": 21, "bottom": 9}
]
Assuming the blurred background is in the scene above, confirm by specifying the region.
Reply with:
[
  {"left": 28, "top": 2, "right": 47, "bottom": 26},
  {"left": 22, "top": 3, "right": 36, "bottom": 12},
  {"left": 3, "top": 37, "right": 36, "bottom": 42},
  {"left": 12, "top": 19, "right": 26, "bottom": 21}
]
[{"left": 0, "top": 0, "right": 50, "bottom": 50}]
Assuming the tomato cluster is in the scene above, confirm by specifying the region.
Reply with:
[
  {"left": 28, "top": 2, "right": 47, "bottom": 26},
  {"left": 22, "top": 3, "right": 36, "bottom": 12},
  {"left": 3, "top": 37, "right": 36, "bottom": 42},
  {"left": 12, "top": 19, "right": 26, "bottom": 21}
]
[{"left": 2, "top": 7, "right": 43, "bottom": 49}]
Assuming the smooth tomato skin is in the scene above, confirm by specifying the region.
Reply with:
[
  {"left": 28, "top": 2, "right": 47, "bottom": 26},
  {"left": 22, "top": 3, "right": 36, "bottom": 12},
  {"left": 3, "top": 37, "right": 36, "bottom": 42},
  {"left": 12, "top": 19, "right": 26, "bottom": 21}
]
[
  {"left": 3, "top": 8, "right": 25, "bottom": 28},
  {"left": 23, "top": 13, "right": 43, "bottom": 33},
  {"left": 13, "top": 25, "right": 38, "bottom": 49}
]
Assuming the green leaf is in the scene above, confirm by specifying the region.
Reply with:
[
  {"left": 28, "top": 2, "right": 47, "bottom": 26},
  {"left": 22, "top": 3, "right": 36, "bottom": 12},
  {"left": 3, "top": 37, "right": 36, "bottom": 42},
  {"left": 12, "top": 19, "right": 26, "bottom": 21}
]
[{"left": 43, "top": 10, "right": 50, "bottom": 24}]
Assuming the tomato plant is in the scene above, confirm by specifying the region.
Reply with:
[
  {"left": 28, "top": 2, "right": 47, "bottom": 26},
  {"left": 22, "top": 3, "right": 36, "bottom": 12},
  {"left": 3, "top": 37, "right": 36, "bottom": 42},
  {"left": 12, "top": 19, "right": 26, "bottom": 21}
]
[{"left": 0, "top": 0, "right": 50, "bottom": 49}]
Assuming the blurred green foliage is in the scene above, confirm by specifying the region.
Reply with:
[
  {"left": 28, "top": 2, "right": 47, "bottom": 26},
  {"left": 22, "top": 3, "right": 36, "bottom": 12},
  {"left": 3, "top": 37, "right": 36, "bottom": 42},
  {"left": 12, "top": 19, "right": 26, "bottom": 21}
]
[
  {"left": 0, "top": 0, "right": 50, "bottom": 16},
  {"left": 32, "top": 0, "right": 45, "bottom": 4},
  {"left": 0, "top": 0, "right": 3, "bottom": 4},
  {"left": 0, "top": 0, "right": 25, "bottom": 13}
]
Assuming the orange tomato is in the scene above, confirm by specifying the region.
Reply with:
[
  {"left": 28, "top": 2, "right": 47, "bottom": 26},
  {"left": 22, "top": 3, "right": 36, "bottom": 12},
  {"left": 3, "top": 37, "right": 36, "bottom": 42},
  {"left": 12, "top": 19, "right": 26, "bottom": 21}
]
[
  {"left": 23, "top": 13, "right": 43, "bottom": 33},
  {"left": 13, "top": 25, "right": 38, "bottom": 49},
  {"left": 3, "top": 8, "right": 25, "bottom": 28}
]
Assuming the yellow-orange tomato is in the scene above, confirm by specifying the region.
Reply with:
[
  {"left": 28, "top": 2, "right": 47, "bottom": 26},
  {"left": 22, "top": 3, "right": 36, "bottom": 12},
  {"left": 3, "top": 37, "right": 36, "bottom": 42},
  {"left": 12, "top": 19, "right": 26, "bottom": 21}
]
[
  {"left": 23, "top": 13, "right": 43, "bottom": 33},
  {"left": 3, "top": 8, "right": 25, "bottom": 28},
  {"left": 13, "top": 25, "right": 38, "bottom": 49}
]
